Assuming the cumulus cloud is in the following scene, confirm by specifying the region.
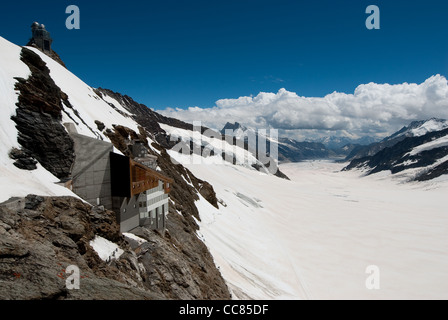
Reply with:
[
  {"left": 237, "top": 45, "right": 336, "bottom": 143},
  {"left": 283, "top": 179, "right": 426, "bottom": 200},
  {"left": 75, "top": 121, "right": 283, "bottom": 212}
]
[{"left": 160, "top": 75, "right": 448, "bottom": 140}]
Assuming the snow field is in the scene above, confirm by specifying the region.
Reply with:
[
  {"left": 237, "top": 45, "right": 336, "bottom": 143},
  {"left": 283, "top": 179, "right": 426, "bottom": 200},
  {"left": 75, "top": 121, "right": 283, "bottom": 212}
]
[{"left": 172, "top": 153, "right": 448, "bottom": 300}]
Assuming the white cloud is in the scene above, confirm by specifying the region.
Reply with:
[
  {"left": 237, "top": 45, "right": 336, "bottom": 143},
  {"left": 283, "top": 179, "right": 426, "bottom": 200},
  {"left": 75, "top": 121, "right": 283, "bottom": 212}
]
[{"left": 160, "top": 75, "right": 448, "bottom": 140}]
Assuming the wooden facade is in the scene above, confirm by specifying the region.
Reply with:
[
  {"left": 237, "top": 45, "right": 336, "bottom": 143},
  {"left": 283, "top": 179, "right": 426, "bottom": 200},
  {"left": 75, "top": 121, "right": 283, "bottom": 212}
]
[{"left": 129, "top": 158, "right": 172, "bottom": 197}]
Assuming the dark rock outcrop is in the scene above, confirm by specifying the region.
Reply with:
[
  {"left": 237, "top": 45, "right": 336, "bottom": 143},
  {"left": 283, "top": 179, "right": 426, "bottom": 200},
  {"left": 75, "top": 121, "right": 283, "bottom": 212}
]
[
  {"left": 11, "top": 48, "right": 75, "bottom": 179},
  {"left": 95, "top": 120, "right": 106, "bottom": 131},
  {"left": 9, "top": 147, "right": 38, "bottom": 171}
]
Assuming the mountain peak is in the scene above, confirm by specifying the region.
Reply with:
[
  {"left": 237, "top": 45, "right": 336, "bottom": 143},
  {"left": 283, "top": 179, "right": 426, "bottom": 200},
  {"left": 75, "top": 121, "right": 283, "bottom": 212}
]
[
  {"left": 221, "top": 122, "right": 247, "bottom": 134},
  {"left": 387, "top": 118, "right": 448, "bottom": 141}
]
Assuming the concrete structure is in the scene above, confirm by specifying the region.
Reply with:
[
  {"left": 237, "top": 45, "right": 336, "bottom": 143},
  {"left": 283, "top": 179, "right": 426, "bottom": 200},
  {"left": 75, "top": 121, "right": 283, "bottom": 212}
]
[
  {"left": 29, "top": 22, "right": 53, "bottom": 53},
  {"left": 65, "top": 124, "right": 172, "bottom": 233},
  {"left": 70, "top": 131, "right": 113, "bottom": 209}
]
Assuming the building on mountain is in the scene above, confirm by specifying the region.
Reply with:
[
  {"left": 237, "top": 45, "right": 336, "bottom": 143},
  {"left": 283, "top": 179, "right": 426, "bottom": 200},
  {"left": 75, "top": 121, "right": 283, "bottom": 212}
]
[
  {"left": 64, "top": 123, "right": 172, "bottom": 232},
  {"left": 29, "top": 22, "right": 53, "bottom": 53}
]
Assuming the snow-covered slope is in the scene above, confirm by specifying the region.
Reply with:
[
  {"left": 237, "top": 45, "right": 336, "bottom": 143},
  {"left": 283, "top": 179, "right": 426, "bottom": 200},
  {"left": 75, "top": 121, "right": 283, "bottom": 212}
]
[
  {"left": 160, "top": 123, "right": 267, "bottom": 170},
  {"left": 172, "top": 153, "right": 448, "bottom": 299}
]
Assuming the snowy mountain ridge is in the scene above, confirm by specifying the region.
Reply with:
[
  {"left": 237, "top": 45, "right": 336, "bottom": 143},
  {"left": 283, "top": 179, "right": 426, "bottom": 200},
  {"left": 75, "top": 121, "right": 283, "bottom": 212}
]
[
  {"left": 388, "top": 118, "right": 448, "bottom": 140},
  {"left": 344, "top": 118, "right": 448, "bottom": 182}
]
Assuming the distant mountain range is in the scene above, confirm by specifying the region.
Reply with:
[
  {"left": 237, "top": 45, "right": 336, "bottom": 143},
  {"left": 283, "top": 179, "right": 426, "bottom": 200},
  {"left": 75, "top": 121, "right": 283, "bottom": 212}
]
[
  {"left": 220, "top": 122, "right": 377, "bottom": 163},
  {"left": 345, "top": 118, "right": 448, "bottom": 162},
  {"left": 315, "top": 135, "right": 378, "bottom": 150},
  {"left": 344, "top": 118, "right": 448, "bottom": 181}
]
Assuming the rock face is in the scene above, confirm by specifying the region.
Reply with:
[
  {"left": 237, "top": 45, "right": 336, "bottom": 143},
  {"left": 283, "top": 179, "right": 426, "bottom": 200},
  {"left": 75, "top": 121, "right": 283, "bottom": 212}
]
[
  {"left": 11, "top": 48, "right": 75, "bottom": 179},
  {"left": 129, "top": 225, "right": 230, "bottom": 299},
  {"left": 8, "top": 148, "right": 38, "bottom": 171},
  {"left": 0, "top": 195, "right": 162, "bottom": 300},
  {"left": 0, "top": 195, "right": 230, "bottom": 300}
]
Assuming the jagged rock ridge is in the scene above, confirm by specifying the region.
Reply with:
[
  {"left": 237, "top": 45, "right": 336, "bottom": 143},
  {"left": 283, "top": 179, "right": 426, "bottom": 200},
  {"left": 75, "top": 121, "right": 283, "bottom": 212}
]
[{"left": 11, "top": 48, "right": 75, "bottom": 179}]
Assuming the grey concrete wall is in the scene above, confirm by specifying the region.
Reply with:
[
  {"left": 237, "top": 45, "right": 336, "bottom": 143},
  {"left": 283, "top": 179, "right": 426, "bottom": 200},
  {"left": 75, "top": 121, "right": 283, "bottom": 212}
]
[
  {"left": 119, "top": 196, "right": 140, "bottom": 233},
  {"left": 72, "top": 153, "right": 112, "bottom": 209},
  {"left": 69, "top": 132, "right": 114, "bottom": 210}
]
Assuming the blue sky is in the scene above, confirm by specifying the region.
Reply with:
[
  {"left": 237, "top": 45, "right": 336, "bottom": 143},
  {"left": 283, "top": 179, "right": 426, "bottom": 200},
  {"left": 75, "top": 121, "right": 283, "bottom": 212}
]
[{"left": 1, "top": 0, "right": 448, "bottom": 111}]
